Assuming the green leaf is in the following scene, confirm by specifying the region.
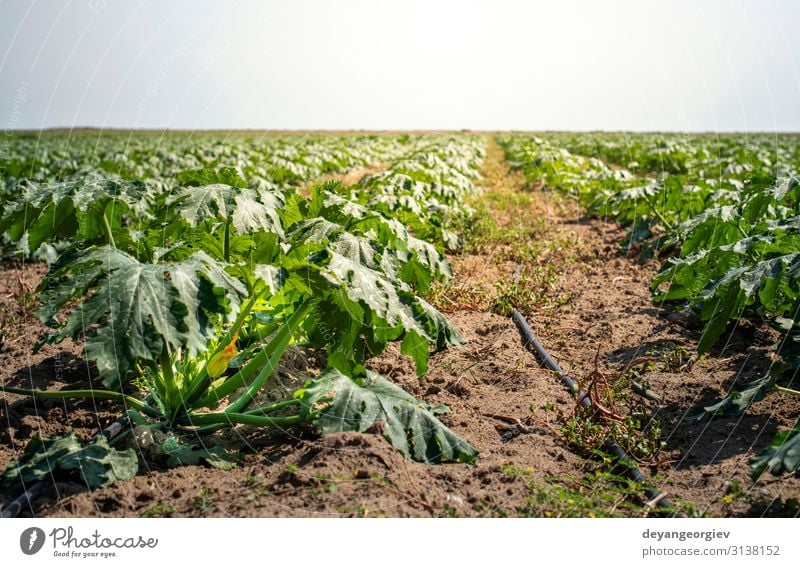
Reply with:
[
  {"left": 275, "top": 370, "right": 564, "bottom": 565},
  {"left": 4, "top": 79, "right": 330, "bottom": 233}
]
[
  {"left": 1, "top": 434, "right": 77, "bottom": 496},
  {"left": 685, "top": 373, "right": 774, "bottom": 423},
  {"left": 37, "top": 246, "right": 246, "bottom": 388},
  {"left": 0, "top": 177, "right": 150, "bottom": 253},
  {"left": 171, "top": 183, "right": 284, "bottom": 237},
  {"left": 158, "top": 436, "right": 236, "bottom": 470},
  {"left": 697, "top": 281, "right": 744, "bottom": 354},
  {"left": 1, "top": 433, "right": 137, "bottom": 497},
  {"left": 298, "top": 367, "right": 478, "bottom": 464},
  {"left": 57, "top": 438, "right": 139, "bottom": 488},
  {"left": 401, "top": 330, "right": 430, "bottom": 376},
  {"left": 750, "top": 420, "right": 800, "bottom": 479},
  {"left": 310, "top": 189, "right": 451, "bottom": 289},
  {"left": 292, "top": 218, "right": 396, "bottom": 279}
]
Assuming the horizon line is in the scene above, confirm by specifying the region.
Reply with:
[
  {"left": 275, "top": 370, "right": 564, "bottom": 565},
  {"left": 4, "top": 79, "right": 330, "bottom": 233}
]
[{"left": 4, "top": 127, "right": 800, "bottom": 135}]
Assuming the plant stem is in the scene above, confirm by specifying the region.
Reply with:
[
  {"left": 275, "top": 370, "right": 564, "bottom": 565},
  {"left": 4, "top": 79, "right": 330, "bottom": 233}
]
[
  {"left": 774, "top": 385, "right": 800, "bottom": 397},
  {"left": 194, "top": 301, "right": 310, "bottom": 409},
  {"left": 241, "top": 318, "right": 281, "bottom": 343},
  {"left": 159, "top": 347, "right": 181, "bottom": 420},
  {"left": 345, "top": 214, "right": 381, "bottom": 231},
  {"left": 101, "top": 203, "right": 116, "bottom": 249},
  {"left": 243, "top": 398, "right": 300, "bottom": 416},
  {"left": 222, "top": 301, "right": 312, "bottom": 414},
  {"left": 0, "top": 386, "right": 160, "bottom": 418},
  {"left": 223, "top": 218, "right": 231, "bottom": 263},
  {"left": 177, "top": 399, "right": 301, "bottom": 435},
  {"left": 178, "top": 423, "right": 226, "bottom": 435},
  {"left": 176, "top": 411, "right": 306, "bottom": 427},
  {"left": 737, "top": 223, "right": 749, "bottom": 240},
  {"left": 643, "top": 195, "right": 673, "bottom": 231}
]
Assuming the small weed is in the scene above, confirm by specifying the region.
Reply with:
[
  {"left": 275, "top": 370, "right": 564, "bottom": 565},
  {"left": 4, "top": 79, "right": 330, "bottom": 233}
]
[
  {"left": 437, "top": 505, "right": 460, "bottom": 518},
  {"left": 560, "top": 392, "right": 668, "bottom": 465},
  {"left": 503, "top": 466, "right": 698, "bottom": 518},
  {"left": 719, "top": 479, "right": 800, "bottom": 517},
  {"left": 450, "top": 205, "right": 497, "bottom": 255},
  {"left": 661, "top": 344, "right": 693, "bottom": 372},
  {"left": 505, "top": 469, "right": 652, "bottom": 518},
  {"left": 721, "top": 479, "right": 747, "bottom": 506},
  {"left": 140, "top": 501, "right": 175, "bottom": 518},
  {"left": 425, "top": 278, "right": 490, "bottom": 312},
  {"left": 244, "top": 476, "right": 272, "bottom": 500},
  {"left": 472, "top": 499, "right": 508, "bottom": 518},
  {"left": 193, "top": 486, "right": 215, "bottom": 513},
  {"left": 491, "top": 265, "right": 569, "bottom": 316},
  {"left": 441, "top": 359, "right": 458, "bottom": 374},
  {"left": 367, "top": 471, "right": 393, "bottom": 487},
  {"left": 500, "top": 464, "right": 535, "bottom": 477},
  {"left": 16, "top": 290, "right": 37, "bottom": 313},
  {"left": 561, "top": 413, "right": 607, "bottom": 452}
]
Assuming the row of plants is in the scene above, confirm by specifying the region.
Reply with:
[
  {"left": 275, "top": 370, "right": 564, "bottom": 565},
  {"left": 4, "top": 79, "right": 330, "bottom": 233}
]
[
  {"left": 499, "top": 133, "right": 800, "bottom": 479},
  {"left": 343, "top": 138, "right": 485, "bottom": 251},
  {"left": 550, "top": 131, "right": 800, "bottom": 178},
  {"left": 0, "top": 132, "right": 429, "bottom": 196},
  {"left": 0, "top": 134, "right": 484, "bottom": 499}
]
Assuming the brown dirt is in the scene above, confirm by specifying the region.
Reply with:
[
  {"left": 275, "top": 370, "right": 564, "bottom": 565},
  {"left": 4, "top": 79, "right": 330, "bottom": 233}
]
[
  {"left": 1, "top": 137, "right": 798, "bottom": 517},
  {"left": 306, "top": 162, "right": 389, "bottom": 192},
  {"left": 339, "top": 163, "right": 388, "bottom": 186},
  {"left": 0, "top": 262, "right": 121, "bottom": 449}
]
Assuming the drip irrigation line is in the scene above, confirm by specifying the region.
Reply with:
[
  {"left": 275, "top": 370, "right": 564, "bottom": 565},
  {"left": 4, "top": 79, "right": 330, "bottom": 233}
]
[
  {"left": 1, "top": 406, "right": 137, "bottom": 519},
  {"left": 511, "top": 309, "right": 683, "bottom": 517}
]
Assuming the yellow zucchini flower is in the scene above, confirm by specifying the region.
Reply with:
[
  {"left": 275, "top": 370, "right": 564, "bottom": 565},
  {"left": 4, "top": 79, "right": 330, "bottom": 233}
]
[{"left": 207, "top": 332, "right": 239, "bottom": 378}]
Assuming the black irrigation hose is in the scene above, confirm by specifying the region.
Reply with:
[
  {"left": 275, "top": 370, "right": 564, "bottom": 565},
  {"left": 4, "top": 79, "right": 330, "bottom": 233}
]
[
  {"left": 511, "top": 309, "right": 683, "bottom": 517},
  {"left": 0, "top": 408, "right": 135, "bottom": 518}
]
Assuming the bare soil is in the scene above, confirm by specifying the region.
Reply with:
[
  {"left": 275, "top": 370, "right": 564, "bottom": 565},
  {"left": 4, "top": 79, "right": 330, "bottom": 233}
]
[
  {"left": 1, "top": 138, "right": 798, "bottom": 517},
  {"left": 305, "top": 162, "right": 388, "bottom": 192}
]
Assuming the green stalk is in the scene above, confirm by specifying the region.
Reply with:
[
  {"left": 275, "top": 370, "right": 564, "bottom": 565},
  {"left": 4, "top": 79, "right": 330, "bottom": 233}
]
[
  {"left": 240, "top": 317, "right": 282, "bottom": 343},
  {"left": 177, "top": 423, "right": 226, "bottom": 435},
  {"left": 101, "top": 203, "right": 116, "bottom": 249},
  {"left": 159, "top": 347, "right": 181, "bottom": 420},
  {"left": 345, "top": 214, "right": 381, "bottom": 231},
  {"left": 223, "top": 217, "right": 231, "bottom": 262},
  {"left": 244, "top": 398, "right": 300, "bottom": 416},
  {"left": 223, "top": 301, "right": 312, "bottom": 414},
  {"left": 774, "top": 385, "right": 800, "bottom": 397},
  {"left": 177, "top": 399, "right": 301, "bottom": 435},
  {"left": 1, "top": 386, "right": 160, "bottom": 418},
  {"left": 176, "top": 411, "right": 306, "bottom": 428},
  {"left": 642, "top": 195, "right": 673, "bottom": 231},
  {"left": 736, "top": 223, "right": 750, "bottom": 240},
  {"left": 193, "top": 302, "right": 311, "bottom": 411}
]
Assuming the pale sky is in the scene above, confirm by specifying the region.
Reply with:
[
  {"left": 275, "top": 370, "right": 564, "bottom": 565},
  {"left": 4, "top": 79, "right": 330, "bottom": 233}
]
[{"left": 1, "top": 0, "right": 799, "bottom": 132}]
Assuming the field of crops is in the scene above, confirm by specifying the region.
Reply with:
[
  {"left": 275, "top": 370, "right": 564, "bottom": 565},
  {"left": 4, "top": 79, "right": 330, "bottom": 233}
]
[{"left": 1, "top": 130, "right": 798, "bottom": 517}]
